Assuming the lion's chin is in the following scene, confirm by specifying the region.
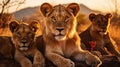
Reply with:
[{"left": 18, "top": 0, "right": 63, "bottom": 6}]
[
  {"left": 55, "top": 36, "right": 66, "bottom": 41},
  {"left": 99, "top": 31, "right": 107, "bottom": 35},
  {"left": 19, "top": 47, "right": 28, "bottom": 51}
]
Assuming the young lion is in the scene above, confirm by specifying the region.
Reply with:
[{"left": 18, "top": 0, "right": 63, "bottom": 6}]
[
  {"left": 79, "top": 13, "right": 120, "bottom": 57},
  {"left": 40, "top": 3, "right": 101, "bottom": 67},
  {"left": 9, "top": 20, "right": 45, "bottom": 67}
]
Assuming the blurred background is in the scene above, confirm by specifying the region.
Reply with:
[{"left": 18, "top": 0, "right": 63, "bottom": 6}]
[
  {"left": 0, "top": 0, "right": 120, "bottom": 14},
  {"left": 0, "top": 0, "right": 120, "bottom": 51}
]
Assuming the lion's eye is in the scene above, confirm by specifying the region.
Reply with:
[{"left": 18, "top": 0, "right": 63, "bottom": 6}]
[
  {"left": 17, "top": 32, "right": 21, "bottom": 37},
  {"left": 28, "top": 33, "right": 32, "bottom": 36},
  {"left": 51, "top": 16, "right": 56, "bottom": 23},
  {"left": 65, "top": 16, "right": 69, "bottom": 23}
]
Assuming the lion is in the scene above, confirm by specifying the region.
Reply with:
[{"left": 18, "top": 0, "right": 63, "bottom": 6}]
[
  {"left": 40, "top": 3, "right": 101, "bottom": 67},
  {"left": 9, "top": 20, "right": 45, "bottom": 67},
  {"left": 79, "top": 13, "right": 120, "bottom": 58}
]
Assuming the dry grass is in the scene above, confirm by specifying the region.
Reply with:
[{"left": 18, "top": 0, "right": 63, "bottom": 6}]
[{"left": 0, "top": 13, "right": 14, "bottom": 36}]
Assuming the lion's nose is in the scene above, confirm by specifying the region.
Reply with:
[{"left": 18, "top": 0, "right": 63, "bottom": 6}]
[
  {"left": 21, "top": 40, "right": 27, "bottom": 44},
  {"left": 56, "top": 28, "right": 64, "bottom": 32}
]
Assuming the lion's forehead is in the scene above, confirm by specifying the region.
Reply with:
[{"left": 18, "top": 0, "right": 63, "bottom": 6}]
[
  {"left": 16, "top": 24, "right": 32, "bottom": 33},
  {"left": 96, "top": 15, "right": 107, "bottom": 21},
  {"left": 95, "top": 15, "right": 108, "bottom": 24},
  {"left": 49, "top": 5, "right": 71, "bottom": 17}
]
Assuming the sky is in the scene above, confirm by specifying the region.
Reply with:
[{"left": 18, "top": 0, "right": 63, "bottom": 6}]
[{"left": 0, "top": 0, "right": 120, "bottom": 14}]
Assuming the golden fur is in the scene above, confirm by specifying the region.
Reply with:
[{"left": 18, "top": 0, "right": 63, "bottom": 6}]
[
  {"left": 109, "top": 16, "right": 120, "bottom": 52},
  {"left": 80, "top": 13, "right": 120, "bottom": 57},
  {"left": 40, "top": 3, "right": 101, "bottom": 67},
  {"left": 9, "top": 20, "right": 45, "bottom": 67}
]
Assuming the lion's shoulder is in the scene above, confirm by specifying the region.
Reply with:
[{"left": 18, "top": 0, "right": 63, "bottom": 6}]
[
  {"left": 0, "top": 36, "right": 15, "bottom": 59},
  {"left": 36, "top": 35, "right": 45, "bottom": 55}
]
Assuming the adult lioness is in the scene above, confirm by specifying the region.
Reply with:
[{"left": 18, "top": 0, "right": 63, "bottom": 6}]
[
  {"left": 9, "top": 20, "right": 45, "bottom": 67},
  {"left": 79, "top": 13, "right": 120, "bottom": 57},
  {"left": 40, "top": 3, "right": 101, "bottom": 67}
]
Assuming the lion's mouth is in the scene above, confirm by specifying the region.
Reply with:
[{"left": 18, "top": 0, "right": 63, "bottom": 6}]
[
  {"left": 98, "top": 29, "right": 107, "bottom": 35},
  {"left": 19, "top": 45, "right": 29, "bottom": 51},
  {"left": 56, "top": 33, "right": 64, "bottom": 36},
  {"left": 54, "top": 33, "right": 66, "bottom": 41},
  {"left": 19, "top": 46, "right": 28, "bottom": 51}
]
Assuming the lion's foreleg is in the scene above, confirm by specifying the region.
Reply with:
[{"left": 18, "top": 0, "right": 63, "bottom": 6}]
[
  {"left": 15, "top": 50, "right": 32, "bottom": 67},
  {"left": 72, "top": 51, "right": 102, "bottom": 67},
  {"left": 46, "top": 52, "right": 75, "bottom": 67},
  {"left": 106, "top": 42, "right": 120, "bottom": 57},
  {"left": 33, "top": 50, "right": 45, "bottom": 67}
]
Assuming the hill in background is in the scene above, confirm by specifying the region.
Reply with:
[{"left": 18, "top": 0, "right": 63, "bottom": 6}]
[{"left": 13, "top": 4, "right": 101, "bottom": 20}]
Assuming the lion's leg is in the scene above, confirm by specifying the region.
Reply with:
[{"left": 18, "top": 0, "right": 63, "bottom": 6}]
[
  {"left": 96, "top": 47, "right": 109, "bottom": 55},
  {"left": 15, "top": 50, "right": 32, "bottom": 67},
  {"left": 106, "top": 42, "right": 120, "bottom": 57},
  {"left": 46, "top": 52, "right": 75, "bottom": 67},
  {"left": 72, "top": 51, "right": 102, "bottom": 67},
  {"left": 33, "top": 50, "right": 45, "bottom": 67}
]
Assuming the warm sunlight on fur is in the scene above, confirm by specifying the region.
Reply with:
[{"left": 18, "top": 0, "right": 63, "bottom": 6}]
[
  {"left": 40, "top": 2, "right": 101, "bottom": 67},
  {"left": 109, "top": 16, "right": 120, "bottom": 52},
  {"left": 9, "top": 20, "right": 45, "bottom": 67}
]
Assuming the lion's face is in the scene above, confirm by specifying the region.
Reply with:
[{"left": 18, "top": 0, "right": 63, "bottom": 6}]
[
  {"left": 89, "top": 13, "right": 112, "bottom": 35},
  {"left": 40, "top": 3, "right": 79, "bottom": 41},
  {"left": 9, "top": 21, "right": 38, "bottom": 51}
]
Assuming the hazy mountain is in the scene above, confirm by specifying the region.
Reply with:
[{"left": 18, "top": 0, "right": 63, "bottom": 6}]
[
  {"left": 13, "top": 7, "right": 39, "bottom": 20},
  {"left": 80, "top": 4, "right": 100, "bottom": 14},
  {"left": 13, "top": 4, "right": 101, "bottom": 20}
]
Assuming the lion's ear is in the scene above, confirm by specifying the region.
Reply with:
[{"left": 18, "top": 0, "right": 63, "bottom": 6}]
[
  {"left": 67, "top": 3, "right": 80, "bottom": 16},
  {"left": 105, "top": 13, "right": 112, "bottom": 18},
  {"left": 9, "top": 20, "right": 19, "bottom": 33},
  {"left": 29, "top": 20, "right": 39, "bottom": 32},
  {"left": 40, "top": 3, "right": 52, "bottom": 17},
  {"left": 89, "top": 13, "right": 96, "bottom": 22}
]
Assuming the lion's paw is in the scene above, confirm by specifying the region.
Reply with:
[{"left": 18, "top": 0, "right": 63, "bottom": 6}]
[
  {"left": 62, "top": 59, "right": 75, "bottom": 67},
  {"left": 85, "top": 53, "right": 102, "bottom": 67},
  {"left": 33, "top": 63, "right": 45, "bottom": 67}
]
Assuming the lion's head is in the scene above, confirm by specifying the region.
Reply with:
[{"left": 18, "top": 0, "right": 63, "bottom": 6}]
[
  {"left": 40, "top": 3, "right": 80, "bottom": 41},
  {"left": 9, "top": 20, "right": 38, "bottom": 51},
  {"left": 89, "top": 13, "right": 112, "bottom": 35}
]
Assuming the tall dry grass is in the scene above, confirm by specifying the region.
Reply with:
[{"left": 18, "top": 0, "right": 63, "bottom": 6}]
[{"left": 0, "top": 13, "right": 14, "bottom": 36}]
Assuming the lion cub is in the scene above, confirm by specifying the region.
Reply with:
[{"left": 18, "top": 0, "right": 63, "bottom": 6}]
[
  {"left": 80, "top": 13, "right": 120, "bottom": 57},
  {"left": 9, "top": 20, "right": 45, "bottom": 67},
  {"left": 40, "top": 3, "right": 101, "bottom": 67}
]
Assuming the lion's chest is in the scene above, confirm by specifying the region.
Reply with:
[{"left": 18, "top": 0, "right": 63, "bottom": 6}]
[
  {"left": 89, "top": 35, "right": 110, "bottom": 51},
  {"left": 21, "top": 50, "right": 34, "bottom": 58},
  {"left": 63, "top": 39, "right": 79, "bottom": 58},
  {"left": 80, "top": 31, "right": 109, "bottom": 51},
  {"left": 45, "top": 39, "right": 78, "bottom": 58}
]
